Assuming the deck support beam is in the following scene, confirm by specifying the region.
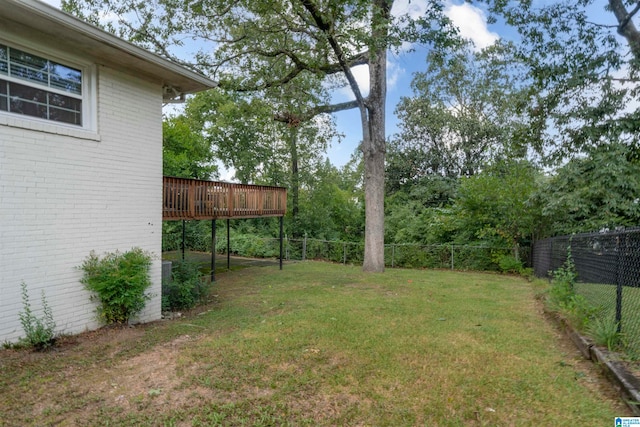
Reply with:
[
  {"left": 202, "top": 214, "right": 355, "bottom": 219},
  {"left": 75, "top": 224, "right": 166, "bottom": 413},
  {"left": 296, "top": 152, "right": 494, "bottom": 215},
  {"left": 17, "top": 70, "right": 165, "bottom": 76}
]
[
  {"left": 211, "top": 219, "right": 216, "bottom": 282},
  {"left": 279, "top": 216, "right": 284, "bottom": 270},
  {"left": 181, "top": 220, "right": 186, "bottom": 261}
]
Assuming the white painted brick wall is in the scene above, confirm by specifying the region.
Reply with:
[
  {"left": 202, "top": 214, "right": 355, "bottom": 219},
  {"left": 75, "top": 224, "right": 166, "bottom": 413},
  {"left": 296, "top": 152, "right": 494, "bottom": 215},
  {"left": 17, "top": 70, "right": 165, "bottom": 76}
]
[{"left": 0, "top": 65, "right": 163, "bottom": 342}]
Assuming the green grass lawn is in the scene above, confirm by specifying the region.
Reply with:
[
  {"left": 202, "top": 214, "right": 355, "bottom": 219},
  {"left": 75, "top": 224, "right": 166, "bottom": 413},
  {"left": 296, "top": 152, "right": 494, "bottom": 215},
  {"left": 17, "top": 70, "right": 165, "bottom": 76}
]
[{"left": 0, "top": 262, "right": 630, "bottom": 426}]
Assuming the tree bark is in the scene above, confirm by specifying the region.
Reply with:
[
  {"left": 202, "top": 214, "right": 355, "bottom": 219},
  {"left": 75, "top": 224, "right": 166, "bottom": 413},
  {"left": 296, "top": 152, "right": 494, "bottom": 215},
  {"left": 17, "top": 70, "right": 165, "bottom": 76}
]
[
  {"left": 609, "top": 0, "right": 640, "bottom": 62},
  {"left": 289, "top": 125, "right": 300, "bottom": 237},
  {"left": 361, "top": 0, "right": 391, "bottom": 273}
]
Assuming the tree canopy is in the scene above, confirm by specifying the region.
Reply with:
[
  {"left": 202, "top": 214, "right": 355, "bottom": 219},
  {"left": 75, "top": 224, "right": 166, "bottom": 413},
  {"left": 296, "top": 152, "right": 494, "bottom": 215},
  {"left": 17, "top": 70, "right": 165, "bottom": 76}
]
[
  {"left": 162, "top": 116, "right": 217, "bottom": 179},
  {"left": 389, "top": 40, "right": 531, "bottom": 191},
  {"left": 483, "top": 0, "right": 640, "bottom": 163}
]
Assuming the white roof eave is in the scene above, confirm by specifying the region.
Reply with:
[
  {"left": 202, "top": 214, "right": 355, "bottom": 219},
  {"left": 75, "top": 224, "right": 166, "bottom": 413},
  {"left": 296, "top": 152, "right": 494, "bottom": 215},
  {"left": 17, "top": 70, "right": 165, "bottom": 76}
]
[{"left": 0, "top": 0, "right": 217, "bottom": 97}]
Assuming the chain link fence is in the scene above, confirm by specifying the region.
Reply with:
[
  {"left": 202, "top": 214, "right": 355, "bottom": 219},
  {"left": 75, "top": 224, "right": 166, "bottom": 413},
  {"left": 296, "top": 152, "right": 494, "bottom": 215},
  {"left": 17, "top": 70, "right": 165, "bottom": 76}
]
[
  {"left": 163, "top": 223, "right": 523, "bottom": 272},
  {"left": 198, "top": 235, "right": 520, "bottom": 272},
  {"left": 533, "top": 228, "right": 640, "bottom": 357}
]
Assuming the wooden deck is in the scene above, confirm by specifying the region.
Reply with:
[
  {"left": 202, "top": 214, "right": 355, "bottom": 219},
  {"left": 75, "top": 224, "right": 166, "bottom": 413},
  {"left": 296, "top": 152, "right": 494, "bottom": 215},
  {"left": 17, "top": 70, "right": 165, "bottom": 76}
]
[{"left": 163, "top": 177, "right": 287, "bottom": 220}]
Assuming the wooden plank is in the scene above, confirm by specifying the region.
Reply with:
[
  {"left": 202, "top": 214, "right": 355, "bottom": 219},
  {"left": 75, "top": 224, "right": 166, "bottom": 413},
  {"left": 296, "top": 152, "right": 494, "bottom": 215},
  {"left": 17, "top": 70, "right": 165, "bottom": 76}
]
[{"left": 163, "top": 176, "right": 286, "bottom": 221}]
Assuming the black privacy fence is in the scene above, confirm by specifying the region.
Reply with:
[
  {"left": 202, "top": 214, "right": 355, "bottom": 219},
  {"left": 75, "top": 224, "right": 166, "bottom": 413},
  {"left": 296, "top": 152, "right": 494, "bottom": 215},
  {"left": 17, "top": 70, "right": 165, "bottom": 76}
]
[{"left": 533, "top": 228, "right": 640, "bottom": 356}]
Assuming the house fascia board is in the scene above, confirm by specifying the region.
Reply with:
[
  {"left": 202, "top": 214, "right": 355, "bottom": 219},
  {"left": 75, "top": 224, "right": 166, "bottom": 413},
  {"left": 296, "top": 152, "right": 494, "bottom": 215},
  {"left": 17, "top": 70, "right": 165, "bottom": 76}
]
[{"left": 0, "top": 0, "right": 217, "bottom": 98}]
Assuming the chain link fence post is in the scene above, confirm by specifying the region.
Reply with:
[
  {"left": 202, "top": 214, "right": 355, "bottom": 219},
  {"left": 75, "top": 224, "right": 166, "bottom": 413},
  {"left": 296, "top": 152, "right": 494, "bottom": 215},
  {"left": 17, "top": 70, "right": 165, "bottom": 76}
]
[
  {"left": 302, "top": 234, "right": 307, "bottom": 261},
  {"left": 392, "top": 244, "right": 395, "bottom": 268},
  {"left": 616, "top": 235, "right": 623, "bottom": 333},
  {"left": 343, "top": 243, "right": 347, "bottom": 265},
  {"left": 451, "top": 244, "right": 454, "bottom": 270}
]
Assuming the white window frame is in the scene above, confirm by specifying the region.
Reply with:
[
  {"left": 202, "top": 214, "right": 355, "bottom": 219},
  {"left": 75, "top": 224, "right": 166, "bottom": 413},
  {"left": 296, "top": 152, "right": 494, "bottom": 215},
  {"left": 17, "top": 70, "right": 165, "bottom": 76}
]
[{"left": 0, "top": 37, "right": 97, "bottom": 138}]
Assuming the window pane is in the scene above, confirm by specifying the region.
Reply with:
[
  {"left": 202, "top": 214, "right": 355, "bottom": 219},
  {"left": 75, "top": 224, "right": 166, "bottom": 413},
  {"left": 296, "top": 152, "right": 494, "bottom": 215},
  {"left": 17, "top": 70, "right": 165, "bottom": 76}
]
[
  {"left": 10, "top": 48, "right": 48, "bottom": 71},
  {"left": 10, "top": 63, "right": 48, "bottom": 86},
  {"left": 3, "top": 79, "right": 82, "bottom": 126},
  {"left": 9, "top": 97, "right": 44, "bottom": 119},
  {"left": 49, "top": 106, "right": 82, "bottom": 125},
  {"left": 48, "top": 92, "right": 82, "bottom": 125},
  {"left": 9, "top": 82, "right": 47, "bottom": 104},
  {"left": 50, "top": 63, "right": 82, "bottom": 95},
  {"left": 0, "top": 44, "right": 7, "bottom": 75},
  {"left": 9, "top": 49, "right": 49, "bottom": 85},
  {"left": 49, "top": 92, "right": 81, "bottom": 110}
]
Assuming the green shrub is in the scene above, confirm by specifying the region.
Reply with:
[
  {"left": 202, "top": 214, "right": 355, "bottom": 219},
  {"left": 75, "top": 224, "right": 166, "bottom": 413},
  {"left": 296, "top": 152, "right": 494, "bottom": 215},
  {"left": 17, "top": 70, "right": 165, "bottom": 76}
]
[
  {"left": 79, "top": 248, "right": 153, "bottom": 324},
  {"left": 18, "top": 282, "right": 56, "bottom": 351},
  {"left": 162, "top": 260, "right": 207, "bottom": 311},
  {"left": 496, "top": 254, "right": 523, "bottom": 274},
  {"left": 547, "top": 253, "right": 598, "bottom": 329},
  {"left": 548, "top": 255, "right": 577, "bottom": 309}
]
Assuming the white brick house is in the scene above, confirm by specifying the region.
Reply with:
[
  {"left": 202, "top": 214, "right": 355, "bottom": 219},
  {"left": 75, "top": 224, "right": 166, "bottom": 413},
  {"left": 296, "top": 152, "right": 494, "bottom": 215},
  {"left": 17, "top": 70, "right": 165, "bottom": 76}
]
[{"left": 0, "top": 0, "right": 215, "bottom": 343}]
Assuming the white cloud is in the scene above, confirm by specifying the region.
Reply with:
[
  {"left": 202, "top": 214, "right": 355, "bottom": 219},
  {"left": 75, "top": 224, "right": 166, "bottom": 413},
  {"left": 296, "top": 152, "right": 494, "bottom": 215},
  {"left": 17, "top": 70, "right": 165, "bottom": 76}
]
[
  {"left": 392, "top": 1, "right": 498, "bottom": 52},
  {"left": 391, "top": 0, "right": 431, "bottom": 20},
  {"left": 218, "top": 164, "right": 237, "bottom": 182},
  {"left": 445, "top": 2, "right": 499, "bottom": 51},
  {"left": 387, "top": 61, "right": 404, "bottom": 90},
  {"left": 334, "top": 64, "right": 370, "bottom": 100},
  {"left": 334, "top": 59, "right": 405, "bottom": 101}
]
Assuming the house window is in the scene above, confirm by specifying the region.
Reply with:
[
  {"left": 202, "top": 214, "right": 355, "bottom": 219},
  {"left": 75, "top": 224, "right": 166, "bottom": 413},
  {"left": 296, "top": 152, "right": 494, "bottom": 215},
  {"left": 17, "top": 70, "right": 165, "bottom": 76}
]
[{"left": 0, "top": 43, "right": 83, "bottom": 126}]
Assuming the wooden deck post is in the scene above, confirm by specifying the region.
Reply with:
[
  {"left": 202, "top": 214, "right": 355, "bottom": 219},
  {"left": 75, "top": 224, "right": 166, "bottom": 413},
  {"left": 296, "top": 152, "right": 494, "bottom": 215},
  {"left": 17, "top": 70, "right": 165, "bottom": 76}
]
[
  {"left": 211, "top": 219, "right": 216, "bottom": 282},
  {"left": 279, "top": 216, "right": 283, "bottom": 270},
  {"left": 182, "top": 220, "right": 186, "bottom": 261}
]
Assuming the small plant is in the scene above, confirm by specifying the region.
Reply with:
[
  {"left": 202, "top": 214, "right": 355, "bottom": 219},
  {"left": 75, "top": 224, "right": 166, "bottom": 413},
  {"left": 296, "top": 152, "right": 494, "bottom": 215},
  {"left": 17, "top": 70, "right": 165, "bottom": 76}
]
[
  {"left": 18, "top": 282, "right": 56, "bottom": 350},
  {"left": 162, "top": 260, "right": 207, "bottom": 311},
  {"left": 547, "top": 251, "right": 599, "bottom": 329},
  {"left": 548, "top": 253, "right": 578, "bottom": 309},
  {"left": 587, "top": 317, "right": 623, "bottom": 351},
  {"left": 79, "top": 248, "right": 153, "bottom": 325}
]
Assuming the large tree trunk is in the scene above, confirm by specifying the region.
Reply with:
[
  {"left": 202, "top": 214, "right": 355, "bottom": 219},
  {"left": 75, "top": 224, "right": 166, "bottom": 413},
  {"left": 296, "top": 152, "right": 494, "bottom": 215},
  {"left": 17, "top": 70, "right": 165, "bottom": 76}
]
[
  {"left": 362, "top": 1, "right": 389, "bottom": 273},
  {"left": 288, "top": 125, "right": 300, "bottom": 237},
  {"left": 299, "top": 0, "right": 390, "bottom": 272}
]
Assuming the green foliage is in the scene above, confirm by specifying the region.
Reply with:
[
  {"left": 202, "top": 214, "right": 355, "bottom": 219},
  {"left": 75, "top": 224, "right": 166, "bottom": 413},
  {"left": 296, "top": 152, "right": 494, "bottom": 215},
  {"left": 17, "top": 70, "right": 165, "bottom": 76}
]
[
  {"left": 452, "top": 160, "right": 544, "bottom": 247},
  {"left": 18, "top": 282, "right": 56, "bottom": 351},
  {"left": 390, "top": 40, "right": 530, "bottom": 186},
  {"left": 79, "top": 248, "right": 153, "bottom": 325},
  {"left": 226, "top": 234, "right": 281, "bottom": 258},
  {"left": 163, "top": 221, "right": 213, "bottom": 252},
  {"left": 162, "top": 261, "right": 207, "bottom": 312},
  {"left": 547, "top": 254, "right": 598, "bottom": 330},
  {"left": 295, "top": 158, "right": 364, "bottom": 241},
  {"left": 587, "top": 317, "right": 623, "bottom": 352},
  {"left": 538, "top": 143, "right": 640, "bottom": 235},
  {"left": 496, "top": 254, "right": 523, "bottom": 274},
  {"left": 163, "top": 116, "right": 217, "bottom": 180},
  {"left": 64, "top": 0, "right": 461, "bottom": 273},
  {"left": 548, "top": 255, "right": 578, "bottom": 308},
  {"left": 485, "top": 1, "right": 640, "bottom": 162}
]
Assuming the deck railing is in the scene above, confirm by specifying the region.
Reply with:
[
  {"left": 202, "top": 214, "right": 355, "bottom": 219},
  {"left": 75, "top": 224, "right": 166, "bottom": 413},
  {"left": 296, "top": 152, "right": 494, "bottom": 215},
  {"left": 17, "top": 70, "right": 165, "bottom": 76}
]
[{"left": 163, "top": 177, "right": 287, "bottom": 220}]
